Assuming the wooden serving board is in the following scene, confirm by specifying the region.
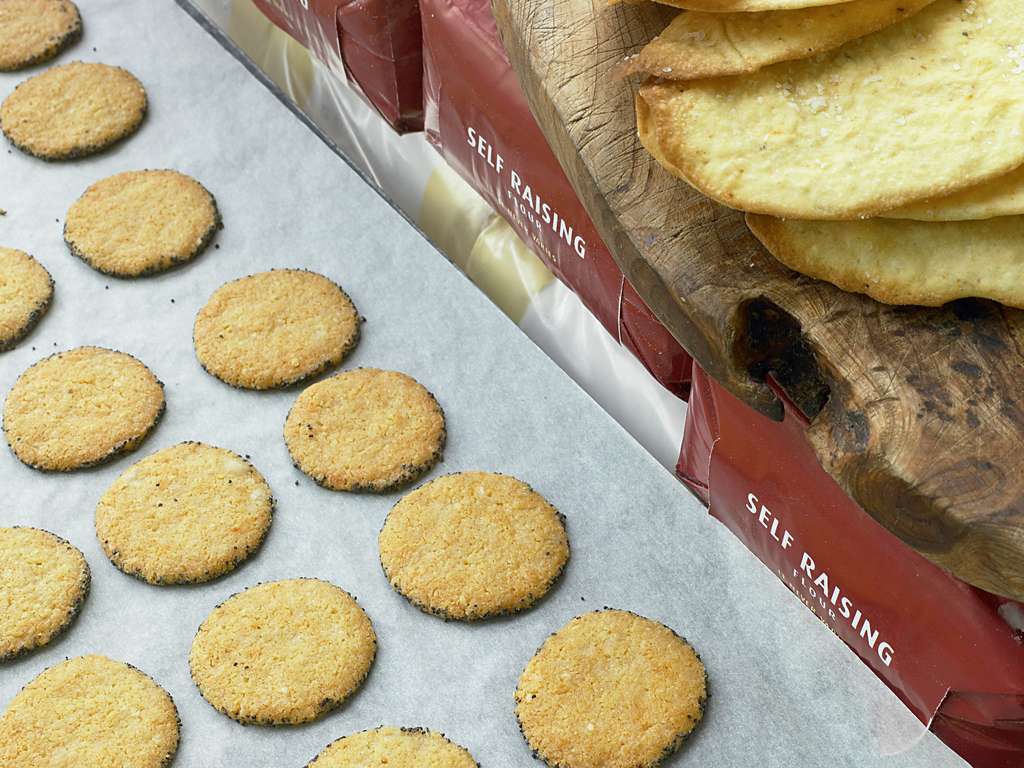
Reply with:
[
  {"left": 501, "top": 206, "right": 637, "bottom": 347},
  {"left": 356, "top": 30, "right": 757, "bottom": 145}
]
[{"left": 492, "top": 0, "right": 1024, "bottom": 601}]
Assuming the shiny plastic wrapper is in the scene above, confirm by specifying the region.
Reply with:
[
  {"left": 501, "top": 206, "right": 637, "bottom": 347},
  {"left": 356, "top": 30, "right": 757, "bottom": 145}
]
[{"left": 252, "top": 0, "right": 423, "bottom": 131}]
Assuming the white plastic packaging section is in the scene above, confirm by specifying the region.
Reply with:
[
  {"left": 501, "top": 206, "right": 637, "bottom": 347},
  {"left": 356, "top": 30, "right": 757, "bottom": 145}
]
[{"left": 185, "top": 0, "right": 687, "bottom": 470}]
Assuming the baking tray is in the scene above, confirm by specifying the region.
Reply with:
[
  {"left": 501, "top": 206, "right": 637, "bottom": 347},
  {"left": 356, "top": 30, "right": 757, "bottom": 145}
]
[{"left": 0, "top": 1, "right": 964, "bottom": 765}]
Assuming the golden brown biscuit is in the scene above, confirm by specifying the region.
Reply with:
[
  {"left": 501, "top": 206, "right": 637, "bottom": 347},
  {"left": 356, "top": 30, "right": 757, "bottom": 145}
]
[
  {"left": 379, "top": 472, "right": 569, "bottom": 620},
  {"left": 95, "top": 442, "right": 273, "bottom": 585},
  {"left": 3, "top": 346, "right": 165, "bottom": 471},
  {"left": 0, "top": 655, "right": 180, "bottom": 768},
  {"left": 64, "top": 170, "right": 220, "bottom": 277},
  {"left": 307, "top": 726, "right": 479, "bottom": 767},
  {"left": 194, "top": 269, "right": 361, "bottom": 389},
  {"left": 0, "top": 61, "right": 146, "bottom": 159},
  {"left": 515, "top": 610, "right": 707, "bottom": 768},
  {"left": 0, "top": 0, "right": 81, "bottom": 72},
  {"left": 284, "top": 368, "right": 445, "bottom": 492},
  {"left": 0, "top": 527, "right": 89, "bottom": 660},
  {"left": 0, "top": 247, "right": 53, "bottom": 351},
  {"left": 189, "top": 578, "right": 376, "bottom": 725}
]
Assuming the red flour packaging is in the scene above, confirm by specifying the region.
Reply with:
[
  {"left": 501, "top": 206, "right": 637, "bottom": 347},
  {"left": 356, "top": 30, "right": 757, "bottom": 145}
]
[
  {"left": 421, "top": 0, "right": 692, "bottom": 399},
  {"left": 421, "top": 0, "right": 1024, "bottom": 764},
  {"left": 682, "top": 363, "right": 1024, "bottom": 767},
  {"left": 251, "top": 0, "right": 423, "bottom": 131}
]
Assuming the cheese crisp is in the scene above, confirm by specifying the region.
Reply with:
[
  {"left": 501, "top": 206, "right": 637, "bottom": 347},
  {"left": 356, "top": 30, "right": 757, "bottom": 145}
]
[
  {"left": 638, "top": 0, "right": 1024, "bottom": 219},
  {"left": 884, "top": 166, "right": 1024, "bottom": 221},
  {"left": 194, "top": 269, "right": 360, "bottom": 389},
  {"left": 64, "top": 170, "right": 219, "bottom": 277},
  {"left": 0, "top": 655, "right": 179, "bottom": 768},
  {"left": 3, "top": 347, "right": 164, "bottom": 471},
  {"left": 653, "top": 0, "right": 859, "bottom": 13},
  {"left": 189, "top": 579, "right": 376, "bottom": 726},
  {"left": 627, "top": 0, "right": 933, "bottom": 81},
  {"left": 284, "top": 368, "right": 445, "bottom": 492},
  {"left": 747, "top": 214, "right": 1024, "bottom": 308},
  {"left": 307, "top": 727, "right": 479, "bottom": 768},
  {"left": 0, "top": 248, "right": 53, "bottom": 351},
  {"left": 95, "top": 442, "right": 273, "bottom": 584},
  {"left": 0, "top": 0, "right": 81, "bottom": 72},
  {"left": 379, "top": 472, "right": 569, "bottom": 620},
  {"left": 0, "top": 62, "right": 146, "bottom": 160},
  {"left": 516, "top": 610, "right": 707, "bottom": 768},
  {"left": 0, "top": 527, "right": 89, "bottom": 660}
]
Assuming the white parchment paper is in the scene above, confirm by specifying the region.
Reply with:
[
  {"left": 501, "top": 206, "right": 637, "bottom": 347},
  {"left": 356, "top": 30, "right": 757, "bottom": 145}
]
[{"left": 0, "top": 2, "right": 966, "bottom": 765}]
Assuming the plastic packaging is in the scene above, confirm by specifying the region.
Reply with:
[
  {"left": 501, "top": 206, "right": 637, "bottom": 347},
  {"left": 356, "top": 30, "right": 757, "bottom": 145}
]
[
  {"left": 421, "top": 0, "right": 693, "bottom": 400},
  {"left": 250, "top": 0, "right": 424, "bottom": 131}
]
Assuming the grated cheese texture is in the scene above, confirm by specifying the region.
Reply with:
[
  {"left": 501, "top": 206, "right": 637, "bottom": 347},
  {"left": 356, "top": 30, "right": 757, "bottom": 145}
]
[
  {"left": 3, "top": 346, "right": 164, "bottom": 471},
  {"left": 379, "top": 472, "right": 569, "bottom": 620},
  {"left": 0, "top": 527, "right": 89, "bottom": 659},
  {"left": 284, "top": 368, "right": 445, "bottom": 492},
  {"left": 0, "top": 62, "right": 146, "bottom": 159},
  {"left": 0, "top": 655, "right": 179, "bottom": 768},
  {"left": 0, "top": 0, "right": 81, "bottom": 72},
  {"left": 626, "top": 0, "right": 934, "bottom": 81},
  {"left": 95, "top": 442, "right": 273, "bottom": 584},
  {"left": 308, "top": 727, "right": 479, "bottom": 767},
  {"left": 0, "top": 247, "right": 52, "bottom": 351},
  {"left": 194, "top": 269, "right": 360, "bottom": 389},
  {"left": 515, "top": 610, "right": 707, "bottom": 768},
  {"left": 64, "top": 170, "right": 219, "bottom": 277},
  {"left": 638, "top": 0, "right": 1024, "bottom": 219}
]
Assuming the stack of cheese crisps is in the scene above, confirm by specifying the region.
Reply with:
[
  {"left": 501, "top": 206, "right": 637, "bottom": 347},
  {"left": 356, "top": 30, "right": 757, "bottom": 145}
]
[{"left": 631, "top": 0, "right": 1024, "bottom": 308}]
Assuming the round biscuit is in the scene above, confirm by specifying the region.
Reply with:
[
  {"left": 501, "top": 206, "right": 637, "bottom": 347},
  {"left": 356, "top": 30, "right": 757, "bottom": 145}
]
[
  {"left": 515, "top": 609, "right": 708, "bottom": 768},
  {"left": 0, "top": 527, "right": 89, "bottom": 660},
  {"left": 0, "top": 61, "right": 146, "bottom": 159},
  {"left": 379, "top": 472, "right": 569, "bottom": 620},
  {"left": 284, "top": 368, "right": 445, "bottom": 492},
  {"left": 189, "top": 578, "right": 376, "bottom": 726},
  {"left": 0, "top": 247, "right": 53, "bottom": 351},
  {"left": 95, "top": 442, "right": 273, "bottom": 585},
  {"left": 0, "top": 0, "right": 82, "bottom": 72},
  {"left": 307, "top": 726, "right": 479, "bottom": 768},
  {"left": 0, "top": 655, "right": 180, "bottom": 768},
  {"left": 194, "top": 269, "right": 360, "bottom": 389},
  {"left": 3, "top": 346, "right": 165, "bottom": 471},
  {"left": 64, "top": 169, "right": 220, "bottom": 277}
]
